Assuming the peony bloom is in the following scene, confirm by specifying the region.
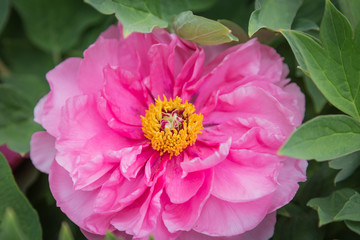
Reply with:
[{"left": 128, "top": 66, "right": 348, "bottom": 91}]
[
  {"left": 30, "top": 23, "right": 306, "bottom": 240},
  {"left": 1, "top": 144, "right": 26, "bottom": 169}
]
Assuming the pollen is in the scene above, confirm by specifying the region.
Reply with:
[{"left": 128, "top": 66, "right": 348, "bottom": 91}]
[{"left": 141, "top": 96, "right": 203, "bottom": 158}]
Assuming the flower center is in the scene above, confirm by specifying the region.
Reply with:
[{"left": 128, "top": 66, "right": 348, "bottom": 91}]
[{"left": 141, "top": 96, "right": 203, "bottom": 157}]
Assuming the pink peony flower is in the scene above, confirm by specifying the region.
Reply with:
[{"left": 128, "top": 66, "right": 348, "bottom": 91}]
[
  {"left": 30, "top": 23, "right": 307, "bottom": 240},
  {"left": 1, "top": 144, "right": 26, "bottom": 169}
]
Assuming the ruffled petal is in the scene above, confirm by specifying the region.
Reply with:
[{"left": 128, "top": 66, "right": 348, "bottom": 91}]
[
  {"left": 94, "top": 168, "right": 147, "bottom": 213},
  {"left": 268, "top": 158, "right": 307, "bottom": 212},
  {"left": 241, "top": 212, "right": 276, "bottom": 240},
  {"left": 111, "top": 179, "right": 164, "bottom": 238},
  {"left": 193, "top": 195, "right": 272, "bottom": 236},
  {"left": 212, "top": 159, "right": 278, "bottom": 202},
  {"left": 162, "top": 170, "right": 212, "bottom": 232},
  {"left": 102, "top": 66, "right": 150, "bottom": 126},
  {"left": 49, "top": 160, "right": 99, "bottom": 231},
  {"left": 39, "top": 58, "right": 82, "bottom": 137},
  {"left": 30, "top": 131, "right": 56, "bottom": 173},
  {"left": 165, "top": 158, "right": 205, "bottom": 204},
  {"left": 181, "top": 138, "right": 231, "bottom": 173}
]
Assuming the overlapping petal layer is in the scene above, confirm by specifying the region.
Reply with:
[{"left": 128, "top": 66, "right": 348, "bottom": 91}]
[{"left": 31, "top": 23, "right": 306, "bottom": 240}]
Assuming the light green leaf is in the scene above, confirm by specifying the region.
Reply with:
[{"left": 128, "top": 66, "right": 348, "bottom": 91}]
[
  {"left": 84, "top": 0, "right": 168, "bottom": 33},
  {"left": 338, "top": 0, "right": 360, "bottom": 31},
  {"left": 173, "top": 11, "right": 238, "bottom": 45},
  {"left": 105, "top": 231, "right": 118, "bottom": 240},
  {"left": 345, "top": 221, "right": 360, "bottom": 235},
  {"left": 0, "top": 208, "right": 28, "bottom": 240},
  {"left": 335, "top": 193, "right": 360, "bottom": 221},
  {"left": 12, "top": 0, "right": 103, "bottom": 54},
  {"left": 279, "top": 115, "right": 360, "bottom": 161},
  {"left": 0, "top": 85, "right": 41, "bottom": 153},
  {"left": 0, "top": 0, "right": 10, "bottom": 35},
  {"left": 0, "top": 154, "right": 42, "bottom": 240},
  {"left": 307, "top": 188, "right": 356, "bottom": 226},
  {"left": 85, "top": 0, "right": 217, "bottom": 34},
  {"left": 248, "top": 0, "right": 303, "bottom": 36},
  {"left": 218, "top": 20, "right": 249, "bottom": 43},
  {"left": 281, "top": 0, "right": 360, "bottom": 120},
  {"left": 58, "top": 222, "right": 74, "bottom": 240},
  {"left": 329, "top": 151, "right": 360, "bottom": 183}
]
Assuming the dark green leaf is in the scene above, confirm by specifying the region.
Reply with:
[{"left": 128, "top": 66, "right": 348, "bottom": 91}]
[
  {"left": 273, "top": 203, "right": 324, "bottom": 240},
  {"left": 345, "top": 221, "right": 360, "bottom": 235},
  {"left": 158, "top": 0, "right": 217, "bottom": 23},
  {"left": 307, "top": 188, "right": 356, "bottom": 226},
  {"left": 0, "top": 208, "right": 28, "bottom": 240},
  {"left": 329, "top": 151, "right": 360, "bottom": 183},
  {"left": 12, "top": 0, "right": 103, "bottom": 54},
  {"left": 248, "top": 0, "right": 303, "bottom": 36},
  {"left": 281, "top": 0, "right": 360, "bottom": 120},
  {"left": 0, "top": 0, "right": 10, "bottom": 35},
  {"left": 0, "top": 154, "right": 42, "bottom": 239},
  {"left": 0, "top": 85, "right": 41, "bottom": 153},
  {"left": 279, "top": 115, "right": 360, "bottom": 161},
  {"left": 173, "top": 11, "right": 238, "bottom": 45},
  {"left": 335, "top": 192, "right": 360, "bottom": 221},
  {"left": 58, "top": 222, "right": 74, "bottom": 240},
  {"left": 338, "top": 0, "right": 360, "bottom": 31}
]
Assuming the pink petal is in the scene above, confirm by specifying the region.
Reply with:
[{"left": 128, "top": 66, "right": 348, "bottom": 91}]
[
  {"left": 165, "top": 158, "right": 205, "bottom": 204},
  {"left": 102, "top": 66, "right": 150, "bottom": 126},
  {"left": 268, "top": 158, "right": 307, "bottom": 212},
  {"left": 0, "top": 145, "right": 25, "bottom": 170},
  {"left": 49, "top": 160, "right": 99, "bottom": 231},
  {"left": 162, "top": 170, "right": 212, "bottom": 232},
  {"left": 111, "top": 180, "right": 164, "bottom": 238},
  {"left": 241, "top": 212, "right": 276, "bottom": 240},
  {"left": 193, "top": 195, "right": 272, "bottom": 236},
  {"left": 30, "top": 131, "right": 56, "bottom": 173},
  {"left": 39, "top": 58, "right": 82, "bottom": 137},
  {"left": 212, "top": 159, "right": 278, "bottom": 202},
  {"left": 94, "top": 168, "right": 147, "bottom": 213},
  {"left": 181, "top": 138, "right": 231, "bottom": 173}
]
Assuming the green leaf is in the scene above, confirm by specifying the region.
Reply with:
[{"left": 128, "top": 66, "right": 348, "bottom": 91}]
[
  {"left": 84, "top": 0, "right": 168, "bottom": 33},
  {"left": 335, "top": 192, "right": 360, "bottom": 221},
  {"left": 105, "top": 231, "right": 118, "bottom": 240},
  {"left": 0, "top": 208, "right": 28, "bottom": 240},
  {"left": 329, "top": 151, "right": 360, "bottom": 183},
  {"left": 58, "top": 222, "right": 74, "bottom": 240},
  {"left": 84, "top": 0, "right": 217, "bottom": 34},
  {"left": 158, "top": 0, "right": 217, "bottom": 23},
  {"left": 0, "top": 0, "right": 10, "bottom": 35},
  {"left": 307, "top": 188, "right": 356, "bottom": 226},
  {"left": 248, "top": 0, "right": 303, "bottom": 36},
  {"left": 338, "top": 0, "right": 360, "bottom": 31},
  {"left": 279, "top": 115, "right": 360, "bottom": 161},
  {"left": 173, "top": 11, "right": 238, "bottom": 45},
  {"left": 273, "top": 203, "right": 324, "bottom": 239},
  {"left": 0, "top": 85, "right": 41, "bottom": 153},
  {"left": 345, "top": 221, "right": 360, "bottom": 235},
  {"left": 12, "top": 0, "right": 103, "bottom": 54},
  {"left": 0, "top": 153, "right": 42, "bottom": 239},
  {"left": 281, "top": 0, "right": 360, "bottom": 120}
]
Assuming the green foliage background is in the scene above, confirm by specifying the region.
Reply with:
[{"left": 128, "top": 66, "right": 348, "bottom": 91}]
[{"left": 0, "top": 0, "right": 360, "bottom": 239}]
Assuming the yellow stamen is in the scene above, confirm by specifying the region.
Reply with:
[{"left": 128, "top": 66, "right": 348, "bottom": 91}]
[{"left": 141, "top": 96, "right": 203, "bottom": 158}]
